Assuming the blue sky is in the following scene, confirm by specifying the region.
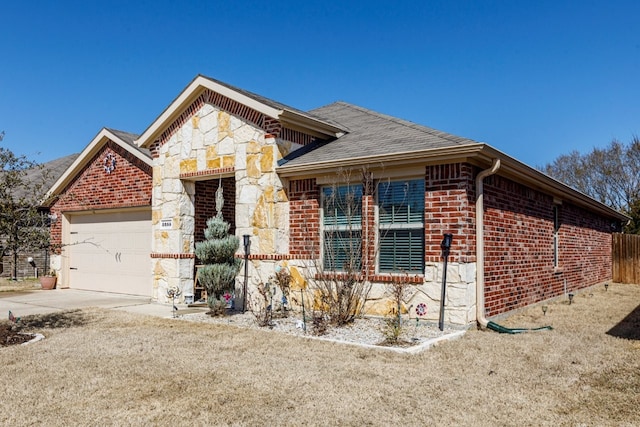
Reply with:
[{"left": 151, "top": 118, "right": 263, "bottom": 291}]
[{"left": 1, "top": 1, "right": 639, "bottom": 168}]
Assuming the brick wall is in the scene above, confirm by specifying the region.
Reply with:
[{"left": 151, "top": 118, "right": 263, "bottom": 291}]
[
  {"left": 289, "top": 178, "right": 320, "bottom": 258},
  {"left": 49, "top": 141, "right": 152, "bottom": 250},
  {"left": 424, "top": 163, "right": 476, "bottom": 263},
  {"left": 0, "top": 249, "right": 49, "bottom": 279},
  {"left": 194, "top": 178, "right": 236, "bottom": 243},
  {"left": 289, "top": 164, "right": 477, "bottom": 277},
  {"left": 483, "top": 174, "right": 612, "bottom": 316},
  {"left": 287, "top": 163, "right": 615, "bottom": 319}
]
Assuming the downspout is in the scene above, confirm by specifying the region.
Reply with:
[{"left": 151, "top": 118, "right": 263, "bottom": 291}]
[
  {"left": 475, "top": 159, "right": 500, "bottom": 328},
  {"left": 474, "top": 159, "right": 553, "bottom": 334}
]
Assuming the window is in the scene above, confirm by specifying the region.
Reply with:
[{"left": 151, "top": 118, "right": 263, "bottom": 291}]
[
  {"left": 553, "top": 205, "right": 560, "bottom": 268},
  {"left": 322, "top": 184, "right": 363, "bottom": 271},
  {"left": 378, "top": 179, "right": 425, "bottom": 273}
]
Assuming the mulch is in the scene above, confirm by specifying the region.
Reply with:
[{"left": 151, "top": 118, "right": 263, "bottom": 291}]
[{"left": 0, "top": 323, "right": 35, "bottom": 347}]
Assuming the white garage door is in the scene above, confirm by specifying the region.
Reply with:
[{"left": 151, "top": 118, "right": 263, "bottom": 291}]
[{"left": 68, "top": 210, "right": 151, "bottom": 296}]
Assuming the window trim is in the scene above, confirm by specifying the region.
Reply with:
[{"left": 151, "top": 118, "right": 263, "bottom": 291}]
[
  {"left": 376, "top": 178, "right": 425, "bottom": 274},
  {"left": 553, "top": 204, "right": 560, "bottom": 268},
  {"left": 321, "top": 184, "right": 363, "bottom": 272}
]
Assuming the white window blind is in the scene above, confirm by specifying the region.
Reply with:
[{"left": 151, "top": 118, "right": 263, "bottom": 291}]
[
  {"left": 378, "top": 179, "right": 425, "bottom": 273},
  {"left": 322, "top": 185, "right": 363, "bottom": 271}
]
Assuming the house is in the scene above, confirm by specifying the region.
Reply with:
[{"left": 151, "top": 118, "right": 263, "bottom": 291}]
[
  {"left": 44, "top": 75, "right": 629, "bottom": 327},
  {"left": 45, "top": 128, "right": 152, "bottom": 294}
]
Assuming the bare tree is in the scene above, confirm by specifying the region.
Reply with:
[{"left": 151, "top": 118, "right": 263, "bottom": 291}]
[
  {"left": 307, "top": 168, "right": 369, "bottom": 326},
  {"left": 0, "top": 133, "right": 51, "bottom": 278},
  {"left": 299, "top": 166, "right": 421, "bottom": 326},
  {"left": 541, "top": 137, "right": 640, "bottom": 233}
]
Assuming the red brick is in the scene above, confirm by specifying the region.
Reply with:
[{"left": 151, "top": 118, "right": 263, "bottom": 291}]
[{"left": 49, "top": 141, "right": 152, "bottom": 253}]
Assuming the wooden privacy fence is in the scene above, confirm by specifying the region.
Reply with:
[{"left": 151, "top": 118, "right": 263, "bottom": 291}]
[{"left": 613, "top": 233, "right": 640, "bottom": 284}]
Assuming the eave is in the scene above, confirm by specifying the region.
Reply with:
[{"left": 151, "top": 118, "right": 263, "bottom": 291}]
[
  {"left": 136, "top": 75, "right": 344, "bottom": 148},
  {"left": 278, "top": 143, "right": 629, "bottom": 222},
  {"left": 42, "top": 128, "right": 152, "bottom": 207}
]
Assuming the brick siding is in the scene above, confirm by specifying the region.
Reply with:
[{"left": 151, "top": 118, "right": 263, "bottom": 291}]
[
  {"left": 194, "top": 178, "right": 236, "bottom": 244},
  {"left": 287, "top": 162, "right": 615, "bottom": 318},
  {"left": 49, "top": 141, "right": 152, "bottom": 251},
  {"left": 288, "top": 178, "right": 320, "bottom": 259},
  {"left": 424, "top": 163, "right": 476, "bottom": 263},
  {"left": 362, "top": 194, "right": 376, "bottom": 278},
  {"left": 483, "top": 174, "right": 612, "bottom": 316}
]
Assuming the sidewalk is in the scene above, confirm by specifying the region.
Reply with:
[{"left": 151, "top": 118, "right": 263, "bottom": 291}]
[{"left": 0, "top": 288, "right": 206, "bottom": 319}]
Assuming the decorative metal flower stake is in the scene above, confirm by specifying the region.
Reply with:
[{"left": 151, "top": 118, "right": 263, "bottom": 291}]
[
  {"left": 167, "top": 286, "right": 181, "bottom": 318},
  {"left": 412, "top": 303, "right": 428, "bottom": 340}
]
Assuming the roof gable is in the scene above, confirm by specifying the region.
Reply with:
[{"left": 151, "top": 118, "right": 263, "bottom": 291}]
[
  {"left": 136, "top": 75, "right": 345, "bottom": 151},
  {"left": 44, "top": 128, "right": 151, "bottom": 205}
]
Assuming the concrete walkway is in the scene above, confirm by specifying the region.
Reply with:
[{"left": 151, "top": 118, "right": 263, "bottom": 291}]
[{"left": 0, "top": 288, "right": 203, "bottom": 319}]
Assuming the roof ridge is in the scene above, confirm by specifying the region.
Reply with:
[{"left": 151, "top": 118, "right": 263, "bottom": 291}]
[
  {"left": 198, "top": 75, "right": 342, "bottom": 130},
  {"left": 106, "top": 127, "right": 140, "bottom": 137},
  {"left": 105, "top": 128, "right": 141, "bottom": 144}
]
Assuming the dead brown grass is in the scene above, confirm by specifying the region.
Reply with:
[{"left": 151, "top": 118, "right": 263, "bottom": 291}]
[
  {"left": 1, "top": 283, "right": 639, "bottom": 426},
  {"left": 0, "top": 277, "right": 41, "bottom": 293}
]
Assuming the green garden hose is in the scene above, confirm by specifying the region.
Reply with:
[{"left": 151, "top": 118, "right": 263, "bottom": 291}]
[{"left": 486, "top": 321, "right": 553, "bottom": 334}]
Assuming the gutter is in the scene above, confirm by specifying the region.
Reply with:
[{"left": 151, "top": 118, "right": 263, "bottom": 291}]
[
  {"left": 278, "top": 143, "right": 628, "bottom": 223},
  {"left": 475, "top": 158, "right": 501, "bottom": 328},
  {"left": 277, "top": 144, "right": 487, "bottom": 176}
]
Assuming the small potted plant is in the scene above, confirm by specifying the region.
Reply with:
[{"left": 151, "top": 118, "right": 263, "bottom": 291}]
[{"left": 39, "top": 270, "right": 57, "bottom": 290}]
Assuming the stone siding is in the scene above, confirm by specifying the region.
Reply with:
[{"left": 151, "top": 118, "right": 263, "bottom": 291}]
[{"left": 151, "top": 100, "right": 298, "bottom": 302}]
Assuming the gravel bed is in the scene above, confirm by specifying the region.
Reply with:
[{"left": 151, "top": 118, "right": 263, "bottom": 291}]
[{"left": 177, "top": 310, "right": 461, "bottom": 348}]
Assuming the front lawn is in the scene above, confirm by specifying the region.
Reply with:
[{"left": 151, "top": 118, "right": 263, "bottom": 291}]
[{"left": 1, "top": 283, "right": 639, "bottom": 426}]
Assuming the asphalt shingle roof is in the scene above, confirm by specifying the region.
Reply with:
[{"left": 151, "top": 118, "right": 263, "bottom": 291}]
[
  {"left": 280, "top": 102, "right": 481, "bottom": 167},
  {"left": 12, "top": 153, "right": 81, "bottom": 200},
  {"left": 105, "top": 128, "right": 151, "bottom": 159},
  {"left": 198, "top": 75, "right": 339, "bottom": 131},
  {"left": 40, "top": 153, "right": 81, "bottom": 187}
]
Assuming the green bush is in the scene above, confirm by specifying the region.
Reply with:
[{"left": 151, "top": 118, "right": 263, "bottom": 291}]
[{"left": 194, "top": 216, "right": 241, "bottom": 314}]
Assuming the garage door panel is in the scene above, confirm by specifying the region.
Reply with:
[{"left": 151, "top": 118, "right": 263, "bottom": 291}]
[{"left": 68, "top": 210, "right": 151, "bottom": 296}]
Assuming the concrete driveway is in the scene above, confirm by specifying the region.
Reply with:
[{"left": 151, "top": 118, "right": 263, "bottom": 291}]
[{"left": 0, "top": 288, "right": 195, "bottom": 318}]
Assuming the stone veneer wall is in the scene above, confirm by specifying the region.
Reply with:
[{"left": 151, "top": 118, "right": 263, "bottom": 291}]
[
  {"left": 48, "top": 141, "right": 152, "bottom": 282},
  {"left": 151, "top": 100, "right": 300, "bottom": 303}
]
